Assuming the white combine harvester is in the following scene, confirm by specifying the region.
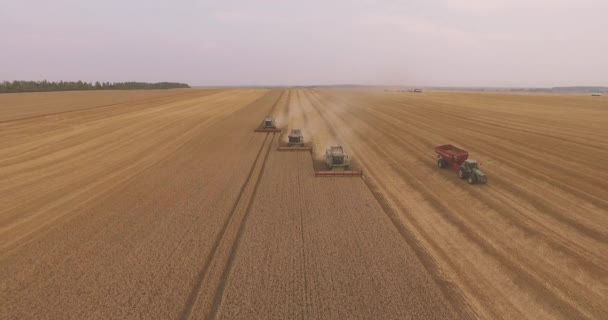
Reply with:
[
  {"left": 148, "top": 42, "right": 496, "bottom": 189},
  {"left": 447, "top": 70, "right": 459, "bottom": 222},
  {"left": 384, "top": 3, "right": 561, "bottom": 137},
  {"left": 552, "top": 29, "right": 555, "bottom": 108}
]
[
  {"left": 315, "top": 145, "right": 362, "bottom": 177},
  {"left": 277, "top": 129, "right": 313, "bottom": 152},
  {"left": 254, "top": 116, "right": 281, "bottom": 133}
]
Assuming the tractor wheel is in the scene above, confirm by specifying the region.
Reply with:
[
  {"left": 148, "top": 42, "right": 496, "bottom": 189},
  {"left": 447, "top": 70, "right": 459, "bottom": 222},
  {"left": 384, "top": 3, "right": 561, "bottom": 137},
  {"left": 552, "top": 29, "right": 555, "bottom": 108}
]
[
  {"left": 437, "top": 159, "right": 445, "bottom": 168},
  {"left": 458, "top": 169, "right": 466, "bottom": 179},
  {"left": 468, "top": 175, "right": 476, "bottom": 184}
]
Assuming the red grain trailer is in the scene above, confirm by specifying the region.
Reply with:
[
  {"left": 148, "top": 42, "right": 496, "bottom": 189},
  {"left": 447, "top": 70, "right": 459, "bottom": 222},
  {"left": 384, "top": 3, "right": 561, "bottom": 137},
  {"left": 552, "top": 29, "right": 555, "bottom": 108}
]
[{"left": 435, "top": 144, "right": 468, "bottom": 170}]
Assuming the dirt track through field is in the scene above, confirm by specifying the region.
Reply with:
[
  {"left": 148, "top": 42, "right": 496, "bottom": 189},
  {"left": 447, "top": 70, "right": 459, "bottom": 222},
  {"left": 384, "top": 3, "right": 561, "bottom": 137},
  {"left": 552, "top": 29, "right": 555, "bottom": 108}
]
[{"left": 1, "top": 88, "right": 606, "bottom": 319}]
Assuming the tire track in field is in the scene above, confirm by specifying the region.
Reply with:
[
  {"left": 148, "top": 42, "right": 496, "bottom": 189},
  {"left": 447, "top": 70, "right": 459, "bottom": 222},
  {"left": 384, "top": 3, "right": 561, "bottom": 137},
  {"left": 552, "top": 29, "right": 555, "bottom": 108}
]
[
  {"left": 267, "top": 90, "right": 286, "bottom": 116},
  {"left": 298, "top": 91, "right": 310, "bottom": 127},
  {"left": 207, "top": 95, "right": 290, "bottom": 318},
  {"left": 181, "top": 91, "right": 286, "bottom": 320},
  {"left": 207, "top": 133, "right": 276, "bottom": 320},
  {"left": 276, "top": 90, "right": 291, "bottom": 128},
  {"left": 295, "top": 151, "right": 311, "bottom": 319},
  {"left": 178, "top": 133, "right": 271, "bottom": 320}
]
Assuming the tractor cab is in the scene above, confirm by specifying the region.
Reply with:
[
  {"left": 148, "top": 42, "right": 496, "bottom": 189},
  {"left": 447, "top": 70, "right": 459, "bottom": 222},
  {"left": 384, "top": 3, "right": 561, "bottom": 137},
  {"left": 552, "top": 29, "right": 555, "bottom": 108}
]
[
  {"left": 263, "top": 116, "right": 275, "bottom": 128},
  {"left": 462, "top": 159, "right": 479, "bottom": 171},
  {"left": 325, "top": 146, "right": 350, "bottom": 170},
  {"left": 332, "top": 154, "right": 345, "bottom": 165},
  {"left": 459, "top": 159, "right": 487, "bottom": 184},
  {"left": 287, "top": 129, "right": 304, "bottom": 146},
  {"left": 254, "top": 115, "right": 281, "bottom": 132}
]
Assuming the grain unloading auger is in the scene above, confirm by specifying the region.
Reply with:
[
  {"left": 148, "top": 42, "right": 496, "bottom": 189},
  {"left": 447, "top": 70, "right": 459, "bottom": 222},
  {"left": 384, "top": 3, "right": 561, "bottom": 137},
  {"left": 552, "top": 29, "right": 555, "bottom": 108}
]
[
  {"left": 254, "top": 116, "right": 281, "bottom": 133},
  {"left": 315, "top": 146, "right": 362, "bottom": 177},
  {"left": 277, "top": 129, "right": 313, "bottom": 152}
]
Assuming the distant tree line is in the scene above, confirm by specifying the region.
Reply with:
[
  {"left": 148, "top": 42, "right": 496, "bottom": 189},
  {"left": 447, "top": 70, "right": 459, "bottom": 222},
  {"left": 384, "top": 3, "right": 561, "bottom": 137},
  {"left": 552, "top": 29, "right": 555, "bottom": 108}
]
[{"left": 0, "top": 80, "right": 190, "bottom": 93}]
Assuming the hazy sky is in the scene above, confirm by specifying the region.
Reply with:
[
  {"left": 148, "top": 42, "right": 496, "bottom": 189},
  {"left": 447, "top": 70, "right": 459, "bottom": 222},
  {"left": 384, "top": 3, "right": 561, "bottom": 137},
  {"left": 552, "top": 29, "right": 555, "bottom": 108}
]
[{"left": 2, "top": 0, "right": 607, "bottom": 87}]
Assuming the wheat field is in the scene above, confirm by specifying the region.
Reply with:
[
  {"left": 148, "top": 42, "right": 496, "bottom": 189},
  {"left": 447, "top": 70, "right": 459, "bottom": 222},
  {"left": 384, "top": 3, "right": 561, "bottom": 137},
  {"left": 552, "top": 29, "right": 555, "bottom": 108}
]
[{"left": 1, "top": 89, "right": 606, "bottom": 319}]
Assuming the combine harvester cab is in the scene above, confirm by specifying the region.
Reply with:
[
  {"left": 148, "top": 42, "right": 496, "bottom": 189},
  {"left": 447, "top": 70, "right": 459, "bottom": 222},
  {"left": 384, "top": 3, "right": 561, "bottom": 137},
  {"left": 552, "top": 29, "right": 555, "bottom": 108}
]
[
  {"left": 254, "top": 116, "right": 281, "bottom": 133},
  {"left": 277, "top": 129, "right": 313, "bottom": 152},
  {"left": 435, "top": 144, "right": 487, "bottom": 184},
  {"left": 315, "top": 145, "right": 362, "bottom": 177}
]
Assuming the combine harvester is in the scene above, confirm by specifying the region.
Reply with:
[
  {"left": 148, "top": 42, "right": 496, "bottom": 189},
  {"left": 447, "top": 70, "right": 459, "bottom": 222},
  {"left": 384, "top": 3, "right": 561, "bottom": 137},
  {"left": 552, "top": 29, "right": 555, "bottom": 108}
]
[
  {"left": 254, "top": 116, "right": 281, "bottom": 133},
  {"left": 315, "top": 145, "right": 362, "bottom": 177},
  {"left": 277, "top": 129, "right": 313, "bottom": 152},
  {"left": 435, "top": 144, "right": 487, "bottom": 184}
]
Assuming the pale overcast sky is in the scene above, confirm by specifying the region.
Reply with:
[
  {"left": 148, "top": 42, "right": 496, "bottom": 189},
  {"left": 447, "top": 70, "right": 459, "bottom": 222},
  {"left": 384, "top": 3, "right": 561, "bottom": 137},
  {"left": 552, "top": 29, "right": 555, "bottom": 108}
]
[{"left": 1, "top": 0, "right": 607, "bottom": 87}]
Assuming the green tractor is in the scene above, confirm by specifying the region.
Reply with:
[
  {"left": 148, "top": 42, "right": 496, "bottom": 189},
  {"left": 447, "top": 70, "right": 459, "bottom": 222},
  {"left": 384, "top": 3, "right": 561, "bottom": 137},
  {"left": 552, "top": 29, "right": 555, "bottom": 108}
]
[{"left": 458, "top": 159, "right": 488, "bottom": 184}]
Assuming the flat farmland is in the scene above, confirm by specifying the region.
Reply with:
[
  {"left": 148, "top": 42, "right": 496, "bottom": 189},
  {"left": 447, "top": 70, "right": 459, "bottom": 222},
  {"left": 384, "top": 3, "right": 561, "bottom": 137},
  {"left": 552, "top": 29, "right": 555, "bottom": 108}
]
[
  {"left": 1, "top": 88, "right": 606, "bottom": 319},
  {"left": 0, "top": 89, "right": 196, "bottom": 121}
]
